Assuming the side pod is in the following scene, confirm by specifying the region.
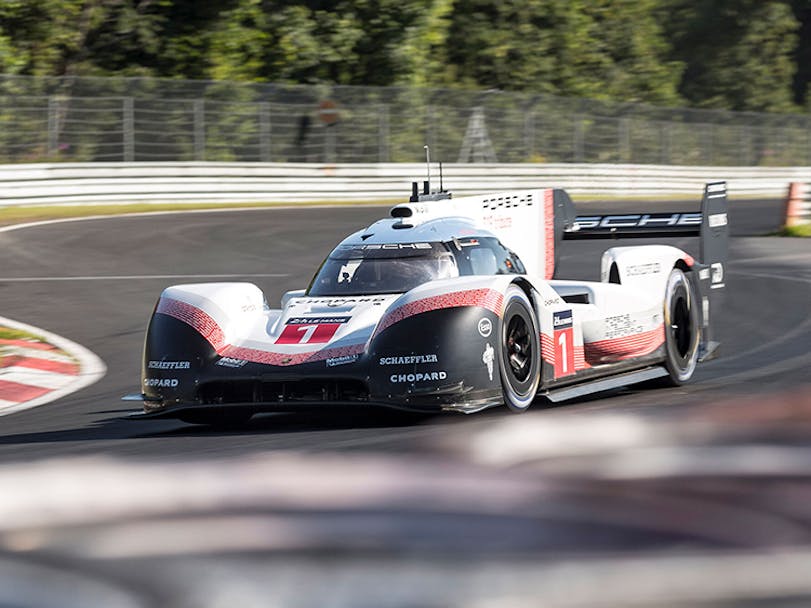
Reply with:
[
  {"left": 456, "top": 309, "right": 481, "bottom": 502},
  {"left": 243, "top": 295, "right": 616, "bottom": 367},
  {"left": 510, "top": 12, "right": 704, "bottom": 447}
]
[{"left": 562, "top": 181, "right": 728, "bottom": 361}]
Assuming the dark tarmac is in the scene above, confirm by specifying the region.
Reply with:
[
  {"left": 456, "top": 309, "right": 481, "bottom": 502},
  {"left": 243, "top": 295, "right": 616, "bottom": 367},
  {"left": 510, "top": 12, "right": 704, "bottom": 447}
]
[{"left": 0, "top": 196, "right": 807, "bottom": 462}]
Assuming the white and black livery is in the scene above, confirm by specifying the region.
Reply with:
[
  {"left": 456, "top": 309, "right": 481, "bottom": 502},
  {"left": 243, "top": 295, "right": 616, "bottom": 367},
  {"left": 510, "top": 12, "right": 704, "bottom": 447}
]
[{"left": 129, "top": 179, "right": 728, "bottom": 424}]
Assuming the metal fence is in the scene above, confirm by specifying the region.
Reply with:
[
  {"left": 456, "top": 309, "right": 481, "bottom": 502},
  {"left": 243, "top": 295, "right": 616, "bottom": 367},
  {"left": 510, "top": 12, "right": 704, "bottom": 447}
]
[{"left": 1, "top": 75, "right": 811, "bottom": 166}]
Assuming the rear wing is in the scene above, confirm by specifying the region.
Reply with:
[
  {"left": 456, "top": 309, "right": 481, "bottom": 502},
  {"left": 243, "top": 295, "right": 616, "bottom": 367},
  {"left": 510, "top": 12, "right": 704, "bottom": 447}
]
[
  {"left": 562, "top": 182, "right": 728, "bottom": 360},
  {"left": 562, "top": 182, "right": 727, "bottom": 244}
]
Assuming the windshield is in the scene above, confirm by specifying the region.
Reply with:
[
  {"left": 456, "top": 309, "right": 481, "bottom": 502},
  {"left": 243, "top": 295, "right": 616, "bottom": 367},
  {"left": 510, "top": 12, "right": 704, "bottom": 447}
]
[
  {"left": 453, "top": 236, "right": 526, "bottom": 275},
  {"left": 308, "top": 244, "right": 458, "bottom": 296}
]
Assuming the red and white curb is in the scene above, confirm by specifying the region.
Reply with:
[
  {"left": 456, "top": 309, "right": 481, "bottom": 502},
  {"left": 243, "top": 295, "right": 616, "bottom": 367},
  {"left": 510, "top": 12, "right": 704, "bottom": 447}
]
[{"left": 0, "top": 316, "right": 106, "bottom": 416}]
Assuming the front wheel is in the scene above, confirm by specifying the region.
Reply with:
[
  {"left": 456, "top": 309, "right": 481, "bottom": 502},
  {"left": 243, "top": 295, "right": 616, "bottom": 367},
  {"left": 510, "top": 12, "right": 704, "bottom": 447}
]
[
  {"left": 499, "top": 286, "right": 541, "bottom": 412},
  {"left": 661, "top": 268, "right": 701, "bottom": 385}
]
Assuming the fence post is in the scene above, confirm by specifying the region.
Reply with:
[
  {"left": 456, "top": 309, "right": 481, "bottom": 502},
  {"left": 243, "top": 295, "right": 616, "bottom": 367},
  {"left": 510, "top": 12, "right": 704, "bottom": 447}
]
[
  {"left": 524, "top": 106, "right": 535, "bottom": 161},
  {"left": 740, "top": 125, "right": 749, "bottom": 166},
  {"left": 379, "top": 104, "right": 390, "bottom": 162},
  {"left": 47, "top": 97, "right": 60, "bottom": 156},
  {"left": 573, "top": 117, "right": 585, "bottom": 162},
  {"left": 259, "top": 101, "right": 271, "bottom": 162},
  {"left": 660, "top": 121, "right": 671, "bottom": 164},
  {"left": 702, "top": 124, "right": 712, "bottom": 165},
  {"left": 323, "top": 123, "right": 336, "bottom": 163},
  {"left": 805, "top": 120, "right": 811, "bottom": 165},
  {"left": 619, "top": 118, "right": 631, "bottom": 162},
  {"left": 122, "top": 97, "right": 134, "bottom": 162},
  {"left": 193, "top": 99, "right": 205, "bottom": 161}
]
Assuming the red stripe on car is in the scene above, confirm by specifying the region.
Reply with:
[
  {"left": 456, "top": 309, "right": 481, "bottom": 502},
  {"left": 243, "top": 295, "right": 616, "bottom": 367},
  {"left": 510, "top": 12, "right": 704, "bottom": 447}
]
[
  {"left": 584, "top": 325, "right": 665, "bottom": 364},
  {"left": 156, "top": 297, "right": 364, "bottom": 367},
  {"left": 544, "top": 189, "right": 555, "bottom": 280},
  {"left": 156, "top": 298, "right": 226, "bottom": 350},
  {"left": 541, "top": 333, "right": 589, "bottom": 370},
  {"left": 375, "top": 288, "right": 504, "bottom": 335}
]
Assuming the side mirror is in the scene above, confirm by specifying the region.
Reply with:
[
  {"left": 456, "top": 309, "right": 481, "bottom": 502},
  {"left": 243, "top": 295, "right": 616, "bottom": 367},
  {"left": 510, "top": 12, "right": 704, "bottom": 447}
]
[{"left": 281, "top": 289, "right": 306, "bottom": 308}]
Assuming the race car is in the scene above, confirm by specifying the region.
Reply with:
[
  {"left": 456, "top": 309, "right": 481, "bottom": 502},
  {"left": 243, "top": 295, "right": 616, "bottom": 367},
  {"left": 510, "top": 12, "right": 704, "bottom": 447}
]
[{"left": 128, "top": 180, "right": 728, "bottom": 424}]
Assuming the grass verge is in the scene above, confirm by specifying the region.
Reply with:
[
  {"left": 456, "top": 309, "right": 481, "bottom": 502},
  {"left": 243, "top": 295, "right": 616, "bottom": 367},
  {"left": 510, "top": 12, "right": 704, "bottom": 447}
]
[
  {"left": 0, "top": 326, "right": 77, "bottom": 367},
  {"left": 0, "top": 327, "right": 46, "bottom": 342},
  {"left": 0, "top": 200, "right": 398, "bottom": 228},
  {"left": 779, "top": 224, "right": 811, "bottom": 237}
]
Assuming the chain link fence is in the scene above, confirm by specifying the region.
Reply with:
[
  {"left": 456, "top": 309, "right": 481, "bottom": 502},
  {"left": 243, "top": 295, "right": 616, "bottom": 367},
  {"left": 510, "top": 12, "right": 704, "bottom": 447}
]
[{"left": 0, "top": 74, "right": 810, "bottom": 166}]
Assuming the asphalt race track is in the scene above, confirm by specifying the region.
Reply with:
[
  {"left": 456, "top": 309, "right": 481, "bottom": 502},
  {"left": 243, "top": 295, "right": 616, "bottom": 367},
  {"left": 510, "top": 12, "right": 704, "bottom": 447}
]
[{"left": 0, "top": 196, "right": 808, "bottom": 463}]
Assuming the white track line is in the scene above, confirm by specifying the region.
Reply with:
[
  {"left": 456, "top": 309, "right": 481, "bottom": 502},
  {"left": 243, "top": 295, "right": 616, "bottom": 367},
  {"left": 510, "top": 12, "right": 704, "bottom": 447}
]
[
  {"left": 728, "top": 270, "right": 811, "bottom": 285},
  {"left": 0, "top": 274, "right": 289, "bottom": 282},
  {"left": 0, "top": 316, "right": 106, "bottom": 416},
  {"left": 733, "top": 252, "right": 811, "bottom": 264}
]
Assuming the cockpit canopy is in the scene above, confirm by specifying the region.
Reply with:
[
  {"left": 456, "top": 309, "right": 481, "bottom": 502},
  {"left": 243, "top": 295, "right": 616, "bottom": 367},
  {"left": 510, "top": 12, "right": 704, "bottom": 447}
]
[{"left": 307, "top": 237, "right": 525, "bottom": 297}]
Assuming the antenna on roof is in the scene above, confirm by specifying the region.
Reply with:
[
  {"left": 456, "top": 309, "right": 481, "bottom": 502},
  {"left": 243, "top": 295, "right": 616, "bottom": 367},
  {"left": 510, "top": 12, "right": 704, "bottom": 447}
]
[
  {"left": 439, "top": 161, "right": 444, "bottom": 193},
  {"left": 408, "top": 144, "right": 452, "bottom": 202},
  {"left": 424, "top": 145, "right": 431, "bottom": 194}
]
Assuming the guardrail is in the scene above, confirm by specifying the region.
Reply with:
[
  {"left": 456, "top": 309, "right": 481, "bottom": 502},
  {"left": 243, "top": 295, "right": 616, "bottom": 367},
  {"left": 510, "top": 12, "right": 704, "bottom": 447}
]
[
  {"left": 785, "top": 183, "right": 811, "bottom": 227},
  {"left": 0, "top": 162, "right": 809, "bottom": 207}
]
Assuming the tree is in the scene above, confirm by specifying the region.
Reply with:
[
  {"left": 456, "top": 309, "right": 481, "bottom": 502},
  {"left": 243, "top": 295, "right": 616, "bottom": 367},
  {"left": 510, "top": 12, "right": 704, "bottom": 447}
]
[
  {"left": 0, "top": 0, "right": 806, "bottom": 116},
  {"left": 790, "top": 0, "right": 811, "bottom": 107},
  {"left": 205, "top": 0, "right": 437, "bottom": 85},
  {"left": 442, "top": 0, "right": 684, "bottom": 104},
  {"left": 661, "top": 0, "right": 799, "bottom": 112}
]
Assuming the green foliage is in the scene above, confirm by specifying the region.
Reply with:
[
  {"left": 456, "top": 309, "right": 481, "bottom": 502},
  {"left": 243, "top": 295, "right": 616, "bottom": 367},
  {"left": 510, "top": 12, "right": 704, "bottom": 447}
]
[
  {"left": 204, "top": 0, "right": 434, "bottom": 85},
  {"left": 662, "top": 0, "right": 800, "bottom": 111},
  {"left": 443, "top": 0, "right": 683, "bottom": 104},
  {"left": 0, "top": 0, "right": 806, "bottom": 113}
]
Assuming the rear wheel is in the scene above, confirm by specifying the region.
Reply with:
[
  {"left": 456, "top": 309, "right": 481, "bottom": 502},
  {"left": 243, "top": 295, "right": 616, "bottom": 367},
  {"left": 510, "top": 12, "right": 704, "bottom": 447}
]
[
  {"left": 661, "top": 268, "right": 700, "bottom": 385},
  {"left": 499, "top": 286, "right": 541, "bottom": 412}
]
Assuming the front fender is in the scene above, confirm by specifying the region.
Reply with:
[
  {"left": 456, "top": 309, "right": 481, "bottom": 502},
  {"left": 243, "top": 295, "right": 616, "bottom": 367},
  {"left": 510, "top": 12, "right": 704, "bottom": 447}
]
[
  {"left": 141, "top": 282, "right": 265, "bottom": 406},
  {"left": 366, "top": 278, "right": 512, "bottom": 410}
]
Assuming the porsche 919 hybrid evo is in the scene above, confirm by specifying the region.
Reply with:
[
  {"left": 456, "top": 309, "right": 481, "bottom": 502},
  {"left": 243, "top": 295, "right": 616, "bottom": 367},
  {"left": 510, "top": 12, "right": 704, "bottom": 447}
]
[{"left": 128, "top": 180, "right": 728, "bottom": 424}]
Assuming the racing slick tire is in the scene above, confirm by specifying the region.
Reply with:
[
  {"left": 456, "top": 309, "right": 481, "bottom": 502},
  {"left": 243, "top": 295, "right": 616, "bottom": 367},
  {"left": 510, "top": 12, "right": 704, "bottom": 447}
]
[
  {"left": 661, "top": 268, "right": 701, "bottom": 385},
  {"left": 499, "top": 286, "right": 541, "bottom": 412}
]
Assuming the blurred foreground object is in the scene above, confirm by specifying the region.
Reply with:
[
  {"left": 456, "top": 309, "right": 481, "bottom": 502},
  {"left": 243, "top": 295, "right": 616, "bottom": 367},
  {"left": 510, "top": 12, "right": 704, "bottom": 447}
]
[{"left": 2, "top": 386, "right": 811, "bottom": 607}]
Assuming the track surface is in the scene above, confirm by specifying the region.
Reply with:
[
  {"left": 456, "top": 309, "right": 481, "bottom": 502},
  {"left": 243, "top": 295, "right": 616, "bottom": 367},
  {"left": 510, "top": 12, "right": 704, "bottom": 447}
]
[{"left": 0, "top": 197, "right": 808, "bottom": 463}]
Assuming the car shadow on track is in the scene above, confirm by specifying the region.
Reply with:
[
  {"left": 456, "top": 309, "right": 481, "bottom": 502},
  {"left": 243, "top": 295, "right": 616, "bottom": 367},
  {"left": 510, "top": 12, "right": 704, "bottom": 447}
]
[
  {"left": 0, "top": 407, "right": 448, "bottom": 446},
  {"left": 0, "top": 386, "right": 652, "bottom": 449},
  {"left": 141, "top": 409, "right": 446, "bottom": 438}
]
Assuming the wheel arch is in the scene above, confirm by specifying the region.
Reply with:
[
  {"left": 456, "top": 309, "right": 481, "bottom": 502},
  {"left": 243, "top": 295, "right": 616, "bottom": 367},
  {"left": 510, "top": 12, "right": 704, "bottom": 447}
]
[
  {"left": 673, "top": 258, "right": 692, "bottom": 274},
  {"left": 510, "top": 276, "right": 540, "bottom": 316}
]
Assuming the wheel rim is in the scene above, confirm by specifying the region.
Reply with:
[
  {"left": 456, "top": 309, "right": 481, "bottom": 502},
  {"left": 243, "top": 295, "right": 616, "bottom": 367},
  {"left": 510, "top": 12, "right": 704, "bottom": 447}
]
[
  {"left": 671, "top": 291, "right": 692, "bottom": 362},
  {"left": 505, "top": 314, "right": 532, "bottom": 383},
  {"left": 663, "top": 270, "right": 700, "bottom": 383}
]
